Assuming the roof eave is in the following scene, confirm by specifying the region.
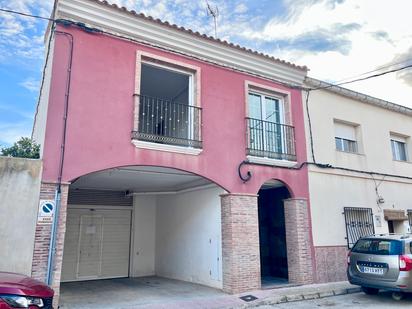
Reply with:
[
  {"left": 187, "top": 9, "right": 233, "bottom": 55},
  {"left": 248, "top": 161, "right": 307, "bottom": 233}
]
[{"left": 55, "top": 0, "right": 307, "bottom": 86}]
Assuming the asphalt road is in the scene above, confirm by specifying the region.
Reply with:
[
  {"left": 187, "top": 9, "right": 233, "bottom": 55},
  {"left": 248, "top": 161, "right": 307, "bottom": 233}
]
[{"left": 256, "top": 291, "right": 412, "bottom": 308}]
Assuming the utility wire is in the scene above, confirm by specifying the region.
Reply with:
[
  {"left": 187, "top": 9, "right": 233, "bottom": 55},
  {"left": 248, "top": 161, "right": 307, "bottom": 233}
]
[
  {"left": 0, "top": 7, "right": 54, "bottom": 21},
  {"left": 311, "top": 64, "right": 412, "bottom": 91},
  {"left": 5, "top": 5, "right": 412, "bottom": 185},
  {"left": 3, "top": 6, "right": 412, "bottom": 95},
  {"left": 333, "top": 58, "right": 412, "bottom": 84}
]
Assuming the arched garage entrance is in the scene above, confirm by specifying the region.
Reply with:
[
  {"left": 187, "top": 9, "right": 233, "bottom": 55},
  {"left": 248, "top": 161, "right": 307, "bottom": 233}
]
[{"left": 60, "top": 166, "right": 226, "bottom": 307}]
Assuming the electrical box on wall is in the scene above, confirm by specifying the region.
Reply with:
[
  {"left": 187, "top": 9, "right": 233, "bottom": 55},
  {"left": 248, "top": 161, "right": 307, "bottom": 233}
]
[{"left": 375, "top": 214, "right": 382, "bottom": 227}]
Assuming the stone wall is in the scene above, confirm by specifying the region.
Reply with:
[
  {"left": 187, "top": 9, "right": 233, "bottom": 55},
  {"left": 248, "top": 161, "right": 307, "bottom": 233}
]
[{"left": 314, "top": 246, "right": 348, "bottom": 283}]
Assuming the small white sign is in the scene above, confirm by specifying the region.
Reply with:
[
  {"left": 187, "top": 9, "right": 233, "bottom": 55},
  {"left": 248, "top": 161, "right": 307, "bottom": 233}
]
[
  {"left": 38, "top": 200, "right": 55, "bottom": 224},
  {"left": 375, "top": 214, "right": 382, "bottom": 227}
]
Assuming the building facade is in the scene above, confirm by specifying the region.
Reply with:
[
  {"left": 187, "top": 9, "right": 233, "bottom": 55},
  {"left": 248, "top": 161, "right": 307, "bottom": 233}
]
[
  {"left": 32, "top": 0, "right": 315, "bottom": 305},
  {"left": 29, "top": 0, "right": 412, "bottom": 307},
  {"left": 304, "top": 77, "right": 412, "bottom": 283}
]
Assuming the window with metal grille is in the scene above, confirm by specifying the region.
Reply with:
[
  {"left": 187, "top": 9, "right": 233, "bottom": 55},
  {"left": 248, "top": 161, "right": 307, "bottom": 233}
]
[
  {"left": 343, "top": 207, "right": 375, "bottom": 249},
  {"left": 408, "top": 210, "right": 412, "bottom": 230}
]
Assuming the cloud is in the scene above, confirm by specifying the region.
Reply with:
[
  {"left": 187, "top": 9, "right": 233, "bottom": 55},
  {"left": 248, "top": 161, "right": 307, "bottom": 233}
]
[
  {"left": 0, "top": 0, "right": 411, "bottom": 112},
  {"left": 19, "top": 78, "right": 39, "bottom": 92},
  {"left": 237, "top": 0, "right": 412, "bottom": 106},
  {"left": 390, "top": 47, "right": 412, "bottom": 87},
  {"left": 234, "top": 3, "right": 248, "bottom": 14},
  {"left": 0, "top": 0, "right": 52, "bottom": 64},
  {"left": 0, "top": 121, "right": 32, "bottom": 146},
  {"left": 0, "top": 104, "right": 34, "bottom": 120}
]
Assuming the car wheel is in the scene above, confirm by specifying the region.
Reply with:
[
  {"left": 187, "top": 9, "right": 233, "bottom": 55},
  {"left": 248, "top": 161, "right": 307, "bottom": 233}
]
[
  {"left": 361, "top": 287, "right": 379, "bottom": 295},
  {"left": 391, "top": 292, "right": 404, "bottom": 301}
]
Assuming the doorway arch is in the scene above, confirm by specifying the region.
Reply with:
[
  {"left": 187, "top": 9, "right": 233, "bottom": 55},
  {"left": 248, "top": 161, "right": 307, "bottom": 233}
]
[{"left": 257, "top": 179, "right": 291, "bottom": 287}]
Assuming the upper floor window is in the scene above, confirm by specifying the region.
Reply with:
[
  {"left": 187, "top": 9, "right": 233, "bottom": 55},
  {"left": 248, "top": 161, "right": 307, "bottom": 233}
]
[
  {"left": 390, "top": 134, "right": 408, "bottom": 161},
  {"left": 334, "top": 121, "right": 358, "bottom": 153},
  {"left": 245, "top": 83, "right": 296, "bottom": 162},
  {"left": 248, "top": 92, "right": 284, "bottom": 125},
  {"left": 132, "top": 52, "right": 202, "bottom": 151}
]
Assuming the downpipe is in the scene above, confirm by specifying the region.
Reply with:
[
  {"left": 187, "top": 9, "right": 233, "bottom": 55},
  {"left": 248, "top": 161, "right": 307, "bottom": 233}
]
[
  {"left": 46, "top": 189, "right": 61, "bottom": 285},
  {"left": 45, "top": 27, "right": 74, "bottom": 287}
]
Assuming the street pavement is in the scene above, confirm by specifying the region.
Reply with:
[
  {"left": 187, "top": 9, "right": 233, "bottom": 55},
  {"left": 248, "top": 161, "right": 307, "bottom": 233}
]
[{"left": 255, "top": 291, "right": 412, "bottom": 308}]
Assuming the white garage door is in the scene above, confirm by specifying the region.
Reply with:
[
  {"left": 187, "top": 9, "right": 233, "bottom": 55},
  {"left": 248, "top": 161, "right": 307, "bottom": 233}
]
[{"left": 61, "top": 207, "right": 132, "bottom": 282}]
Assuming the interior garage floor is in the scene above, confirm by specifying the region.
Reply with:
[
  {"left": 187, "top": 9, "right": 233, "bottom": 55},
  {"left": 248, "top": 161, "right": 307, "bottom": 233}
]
[{"left": 59, "top": 276, "right": 226, "bottom": 309}]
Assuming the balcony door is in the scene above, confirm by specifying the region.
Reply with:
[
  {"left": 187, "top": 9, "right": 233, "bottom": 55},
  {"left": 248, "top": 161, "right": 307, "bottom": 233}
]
[
  {"left": 138, "top": 62, "right": 199, "bottom": 147},
  {"left": 248, "top": 92, "right": 285, "bottom": 155}
]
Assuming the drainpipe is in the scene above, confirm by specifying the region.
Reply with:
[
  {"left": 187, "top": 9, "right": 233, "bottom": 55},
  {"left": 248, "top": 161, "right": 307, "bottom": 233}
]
[
  {"left": 46, "top": 29, "right": 74, "bottom": 286},
  {"left": 46, "top": 189, "right": 61, "bottom": 285}
]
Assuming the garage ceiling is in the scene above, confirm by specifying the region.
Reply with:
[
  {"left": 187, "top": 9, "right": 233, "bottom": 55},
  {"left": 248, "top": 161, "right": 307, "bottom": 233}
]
[{"left": 70, "top": 166, "right": 213, "bottom": 193}]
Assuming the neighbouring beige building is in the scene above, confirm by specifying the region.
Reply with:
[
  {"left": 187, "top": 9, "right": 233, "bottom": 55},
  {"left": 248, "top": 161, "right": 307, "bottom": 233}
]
[{"left": 304, "top": 77, "right": 412, "bottom": 283}]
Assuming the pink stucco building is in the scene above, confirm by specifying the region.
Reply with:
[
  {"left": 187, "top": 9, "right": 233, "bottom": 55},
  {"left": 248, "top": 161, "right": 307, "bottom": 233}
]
[{"left": 33, "top": 0, "right": 315, "bottom": 305}]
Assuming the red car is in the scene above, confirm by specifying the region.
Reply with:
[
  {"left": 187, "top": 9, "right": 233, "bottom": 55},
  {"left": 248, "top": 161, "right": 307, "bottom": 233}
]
[{"left": 0, "top": 272, "right": 53, "bottom": 309}]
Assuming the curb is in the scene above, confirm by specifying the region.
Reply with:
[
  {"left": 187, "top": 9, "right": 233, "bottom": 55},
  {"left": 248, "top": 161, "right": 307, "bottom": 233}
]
[{"left": 235, "top": 285, "right": 362, "bottom": 308}]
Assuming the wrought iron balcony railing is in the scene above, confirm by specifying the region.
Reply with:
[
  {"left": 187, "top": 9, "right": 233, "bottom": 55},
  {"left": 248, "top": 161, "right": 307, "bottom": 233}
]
[
  {"left": 246, "top": 117, "right": 296, "bottom": 161},
  {"left": 132, "top": 94, "right": 202, "bottom": 148}
]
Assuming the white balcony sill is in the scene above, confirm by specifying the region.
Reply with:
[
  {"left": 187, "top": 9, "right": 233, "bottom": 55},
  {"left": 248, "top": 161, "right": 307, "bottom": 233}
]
[
  {"left": 132, "top": 140, "right": 203, "bottom": 155},
  {"left": 246, "top": 155, "right": 297, "bottom": 167}
]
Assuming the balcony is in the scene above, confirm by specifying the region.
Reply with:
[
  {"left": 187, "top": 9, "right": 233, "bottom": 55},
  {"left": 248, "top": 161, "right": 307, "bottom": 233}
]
[
  {"left": 246, "top": 117, "right": 296, "bottom": 162},
  {"left": 132, "top": 94, "right": 202, "bottom": 149}
]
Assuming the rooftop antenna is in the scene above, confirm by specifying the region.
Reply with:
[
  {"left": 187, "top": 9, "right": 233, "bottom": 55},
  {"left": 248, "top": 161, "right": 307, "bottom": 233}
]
[{"left": 206, "top": 1, "right": 219, "bottom": 38}]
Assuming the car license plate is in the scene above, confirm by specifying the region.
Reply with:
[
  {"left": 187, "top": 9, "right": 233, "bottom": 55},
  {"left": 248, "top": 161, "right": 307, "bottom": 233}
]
[{"left": 361, "top": 266, "right": 384, "bottom": 275}]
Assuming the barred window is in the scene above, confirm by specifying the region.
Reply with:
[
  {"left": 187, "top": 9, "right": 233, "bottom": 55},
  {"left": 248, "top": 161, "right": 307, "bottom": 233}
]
[{"left": 343, "top": 207, "right": 375, "bottom": 249}]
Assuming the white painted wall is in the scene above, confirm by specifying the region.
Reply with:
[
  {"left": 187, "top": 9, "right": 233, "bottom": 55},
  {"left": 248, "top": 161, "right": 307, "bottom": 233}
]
[
  {"left": 32, "top": 34, "right": 55, "bottom": 157},
  {"left": 309, "top": 171, "right": 412, "bottom": 246},
  {"left": 0, "top": 157, "right": 42, "bottom": 275},
  {"left": 131, "top": 195, "right": 156, "bottom": 277},
  {"left": 304, "top": 89, "right": 412, "bottom": 175},
  {"left": 304, "top": 88, "right": 412, "bottom": 246},
  {"left": 155, "top": 186, "right": 223, "bottom": 289},
  {"left": 130, "top": 186, "right": 223, "bottom": 289}
]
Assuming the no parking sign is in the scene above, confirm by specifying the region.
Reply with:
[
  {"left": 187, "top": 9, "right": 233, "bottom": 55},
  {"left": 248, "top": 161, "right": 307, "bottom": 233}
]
[{"left": 38, "top": 200, "right": 55, "bottom": 224}]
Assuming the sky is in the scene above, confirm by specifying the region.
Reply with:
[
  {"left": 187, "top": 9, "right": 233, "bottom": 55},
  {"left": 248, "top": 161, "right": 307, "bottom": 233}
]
[{"left": 0, "top": 0, "right": 411, "bottom": 147}]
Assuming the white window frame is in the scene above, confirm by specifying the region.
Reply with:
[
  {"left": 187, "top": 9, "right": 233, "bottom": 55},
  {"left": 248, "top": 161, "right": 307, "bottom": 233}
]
[
  {"left": 248, "top": 91, "right": 286, "bottom": 155},
  {"left": 334, "top": 120, "right": 360, "bottom": 154},
  {"left": 133, "top": 51, "right": 202, "bottom": 155},
  {"left": 140, "top": 61, "right": 195, "bottom": 141},
  {"left": 391, "top": 139, "right": 408, "bottom": 161},
  {"left": 335, "top": 137, "right": 358, "bottom": 153}
]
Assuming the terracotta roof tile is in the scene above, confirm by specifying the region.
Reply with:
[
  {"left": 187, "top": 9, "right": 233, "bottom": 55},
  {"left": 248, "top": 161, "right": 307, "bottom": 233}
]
[{"left": 85, "top": 0, "right": 308, "bottom": 71}]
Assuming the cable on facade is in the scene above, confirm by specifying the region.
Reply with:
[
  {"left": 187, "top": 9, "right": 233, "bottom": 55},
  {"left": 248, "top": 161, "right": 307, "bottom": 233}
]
[
  {"left": 304, "top": 89, "right": 317, "bottom": 163},
  {"left": 0, "top": 7, "right": 307, "bottom": 91},
  {"left": 45, "top": 29, "right": 74, "bottom": 287},
  {"left": 4, "top": 6, "right": 412, "bottom": 185}
]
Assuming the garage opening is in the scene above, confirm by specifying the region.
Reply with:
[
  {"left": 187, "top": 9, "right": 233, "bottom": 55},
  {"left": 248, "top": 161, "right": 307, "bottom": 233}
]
[
  {"left": 258, "top": 180, "right": 291, "bottom": 288},
  {"left": 60, "top": 166, "right": 225, "bottom": 307}
]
